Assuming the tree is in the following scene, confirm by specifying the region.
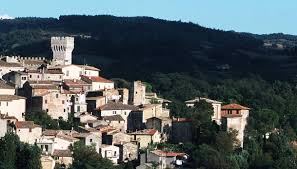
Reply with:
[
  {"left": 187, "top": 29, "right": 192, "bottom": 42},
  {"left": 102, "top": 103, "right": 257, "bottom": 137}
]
[
  {"left": 71, "top": 141, "right": 115, "bottom": 169},
  {"left": 0, "top": 133, "right": 41, "bottom": 169},
  {"left": 190, "top": 100, "right": 214, "bottom": 143}
]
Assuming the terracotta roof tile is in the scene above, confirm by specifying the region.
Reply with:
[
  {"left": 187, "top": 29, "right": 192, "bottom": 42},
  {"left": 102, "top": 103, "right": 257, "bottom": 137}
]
[
  {"left": 15, "top": 121, "right": 40, "bottom": 129},
  {"left": 151, "top": 150, "right": 186, "bottom": 157},
  {"left": 221, "top": 103, "right": 250, "bottom": 110},
  {"left": 0, "top": 80, "right": 14, "bottom": 89},
  {"left": 52, "top": 149, "right": 72, "bottom": 157},
  {"left": 81, "top": 75, "right": 113, "bottom": 83},
  {"left": 129, "top": 129, "right": 157, "bottom": 136}
]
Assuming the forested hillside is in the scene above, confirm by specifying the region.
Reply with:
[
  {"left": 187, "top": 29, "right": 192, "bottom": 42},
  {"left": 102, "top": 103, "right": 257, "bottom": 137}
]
[
  {"left": 2, "top": 15, "right": 296, "bottom": 80},
  {"left": 2, "top": 15, "right": 297, "bottom": 168}
]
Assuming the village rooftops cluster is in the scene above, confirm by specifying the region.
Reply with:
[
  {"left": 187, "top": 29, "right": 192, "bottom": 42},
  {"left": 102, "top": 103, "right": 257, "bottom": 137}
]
[{"left": 0, "top": 36, "right": 251, "bottom": 168}]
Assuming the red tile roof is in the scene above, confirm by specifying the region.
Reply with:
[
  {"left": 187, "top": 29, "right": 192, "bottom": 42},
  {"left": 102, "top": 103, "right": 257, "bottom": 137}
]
[
  {"left": 81, "top": 75, "right": 113, "bottom": 83},
  {"left": 221, "top": 103, "right": 250, "bottom": 110},
  {"left": 151, "top": 150, "right": 186, "bottom": 157},
  {"left": 15, "top": 121, "right": 40, "bottom": 129},
  {"left": 53, "top": 149, "right": 72, "bottom": 157},
  {"left": 129, "top": 129, "right": 157, "bottom": 136}
]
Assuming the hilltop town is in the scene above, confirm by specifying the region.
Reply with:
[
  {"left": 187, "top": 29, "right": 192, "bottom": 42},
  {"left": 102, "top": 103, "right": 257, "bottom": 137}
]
[{"left": 0, "top": 36, "right": 251, "bottom": 169}]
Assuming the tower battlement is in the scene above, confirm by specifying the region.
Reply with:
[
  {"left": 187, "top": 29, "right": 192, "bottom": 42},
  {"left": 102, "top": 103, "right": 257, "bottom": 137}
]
[{"left": 51, "top": 36, "right": 74, "bottom": 66}]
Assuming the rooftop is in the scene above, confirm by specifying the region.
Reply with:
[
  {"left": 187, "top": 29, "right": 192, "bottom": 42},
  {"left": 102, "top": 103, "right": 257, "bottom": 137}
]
[
  {"left": 129, "top": 129, "right": 157, "bottom": 136},
  {"left": 102, "top": 115, "right": 124, "bottom": 122},
  {"left": 221, "top": 103, "right": 250, "bottom": 110},
  {"left": 0, "top": 95, "right": 26, "bottom": 101},
  {"left": 151, "top": 150, "right": 186, "bottom": 157},
  {"left": 185, "top": 97, "right": 222, "bottom": 104},
  {"left": 99, "top": 102, "right": 138, "bottom": 111},
  {"left": 15, "top": 121, "right": 40, "bottom": 129},
  {"left": 0, "top": 60, "right": 22, "bottom": 67},
  {"left": 0, "top": 80, "right": 14, "bottom": 89},
  {"left": 81, "top": 75, "right": 113, "bottom": 83},
  {"left": 52, "top": 149, "right": 72, "bottom": 157}
]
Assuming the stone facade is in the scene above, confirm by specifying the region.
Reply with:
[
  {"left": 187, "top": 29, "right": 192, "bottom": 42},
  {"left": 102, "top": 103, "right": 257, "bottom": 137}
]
[
  {"left": 51, "top": 37, "right": 74, "bottom": 66},
  {"left": 131, "top": 81, "right": 146, "bottom": 106}
]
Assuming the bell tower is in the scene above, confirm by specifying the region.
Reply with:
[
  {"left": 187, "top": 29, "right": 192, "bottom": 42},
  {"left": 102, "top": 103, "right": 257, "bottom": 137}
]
[{"left": 51, "top": 37, "right": 74, "bottom": 65}]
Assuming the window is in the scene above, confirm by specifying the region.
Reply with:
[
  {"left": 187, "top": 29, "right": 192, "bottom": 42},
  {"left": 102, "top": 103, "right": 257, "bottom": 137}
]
[
  {"left": 77, "top": 106, "right": 80, "bottom": 112},
  {"left": 66, "top": 71, "right": 69, "bottom": 76},
  {"left": 59, "top": 75, "right": 62, "bottom": 79},
  {"left": 90, "top": 139, "right": 93, "bottom": 143},
  {"left": 114, "top": 151, "right": 117, "bottom": 157},
  {"left": 124, "top": 112, "right": 127, "bottom": 115},
  {"left": 46, "top": 109, "right": 49, "bottom": 112},
  {"left": 29, "top": 128, "right": 32, "bottom": 132},
  {"left": 113, "top": 111, "right": 116, "bottom": 114},
  {"left": 64, "top": 109, "right": 66, "bottom": 112},
  {"left": 236, "top": 110, "right": 240, "bottom": 114},
  {"left": 45, "top": 100, "right": 47, "bottom": 104},
  {"left": 41, "top": 145, "right": 44, "bottom": 150},
  {"left": 228, "top": 110, "right": 232, "bottom": 115},
  {"left": 21, "top": 76, "right": 27, "bottom": 80},
  {"left": 76, "top": 98, "right": 79, "bottom": 102},
  {"left": 37, "top": 75, "right": 40, "bottom": 78},
  {"left": 56, "top": 94, "right": 59, "bottom": 98},
  {"left": 6, "top": 102, "right": 8, "bottom": 106},
  {"left": 29, "top": 75, "right": 32, "bottom": 78},
  {"left": 0, "top": 102, "right": 1, "bottom": 106},
  {"left": 45, "top": 145, "right": 48, "bottom": 151},
  {"left": 62, "top": 100, "right": 65, "bottom": 104}
]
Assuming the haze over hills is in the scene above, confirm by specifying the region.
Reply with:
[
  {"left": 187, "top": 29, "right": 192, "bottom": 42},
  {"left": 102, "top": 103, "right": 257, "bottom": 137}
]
[{"left": 0, "top": 15, "right": 297, "bottom": 80}]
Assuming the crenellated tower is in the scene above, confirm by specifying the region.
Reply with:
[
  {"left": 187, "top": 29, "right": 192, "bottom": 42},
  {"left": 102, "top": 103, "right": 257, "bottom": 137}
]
[{"left": 51, "top": 37, "right": 74, "bottom": 66}]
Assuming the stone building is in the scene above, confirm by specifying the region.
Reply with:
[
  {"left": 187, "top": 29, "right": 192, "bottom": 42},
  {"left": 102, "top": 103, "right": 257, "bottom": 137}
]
[
  {"left": 118, "top": 88, "right": 129, "bottom": 105},
  {"left": 51, "top": 37, "right": 74, "bottom": 66},
  {"left": 221, "top": 103, "right": 250, "bottom": 147},
  {"left": 15, "top": 121, "right": 42, "bottom": 144},
  {"left": 81, "top": 75, "right": 114, "bottom": 91},
  {"left": 146, "top": 117, "right": 172, "bottom": 141},
  {"left": 130, "top": 81, "right": 146, "bottom": 106},
  {"left": 129, "top": 129, "right": 161, "bottom": 149},
  {"left": 185, "top": 97, "right": 222, "bottom": 124},
  {"left": 0, "top": 60, "right": 24, "bottom": 78},
  {"left": 100, "top": 144, "right": 120, "bottom": 164}
]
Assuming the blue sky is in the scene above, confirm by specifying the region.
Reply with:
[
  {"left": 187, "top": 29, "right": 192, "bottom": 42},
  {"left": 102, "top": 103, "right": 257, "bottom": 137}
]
[{"left": 0, "top": 0, "right": 296, "bottom": 35}]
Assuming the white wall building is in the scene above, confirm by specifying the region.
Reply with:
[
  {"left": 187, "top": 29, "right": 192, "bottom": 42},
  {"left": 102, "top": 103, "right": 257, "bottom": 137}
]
[{"left": 15, "top": 121, "right": 42, "bottom": 144}]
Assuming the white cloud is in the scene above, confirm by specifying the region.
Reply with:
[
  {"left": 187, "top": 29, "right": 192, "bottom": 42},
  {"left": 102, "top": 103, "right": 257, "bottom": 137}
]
[{"left": 0, "top": 14, "right": 14, "bottom": 20}]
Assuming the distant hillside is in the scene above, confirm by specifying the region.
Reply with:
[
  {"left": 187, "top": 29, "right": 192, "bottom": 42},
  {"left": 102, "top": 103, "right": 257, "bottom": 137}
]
[{"left": 0, "top": 15, "right": 296, "bottom": 80}]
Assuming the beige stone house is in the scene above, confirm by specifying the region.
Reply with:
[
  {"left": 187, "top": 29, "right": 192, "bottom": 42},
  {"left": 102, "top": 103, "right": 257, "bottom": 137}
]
[
  {"left": 81, "top": 75, "right": 114, "bottom": 91},
  {"left": 102, "top": 115, "right": 126, "bottom": 132},
  {"left": 0, "top": 60, "right": 24, "bottom": 78},
  {"left": 129, "top": 129, "right": 161, "bottom": 149},
  {"left": 0, "top": 95, "right": 26, "bottom": 121},
  {"left": 15, "top": 121, "right": 42, "bottom": 144},
  {"left": 100, "top": 144, "right": 120, "bottom": 164},
  {"left": 221, "top": 103, "right": 250, "bottom": 147}
]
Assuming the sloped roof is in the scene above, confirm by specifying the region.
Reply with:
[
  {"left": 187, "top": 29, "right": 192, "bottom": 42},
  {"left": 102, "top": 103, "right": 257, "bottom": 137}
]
[
  {"left": 185, "top": 97, "right": 222, "bottom": 104},
  {"left": 53, "top": 149, "right": 72, "bottom": 157},
  {"left": 151, "top": 150, "right": 186, "bottom": 157},
  {"left": 15, "top": 121, "right": 40, "bottom": 129},
  {"left": 221, "top": 103, "right": 250, "bottom": 110},
  {"left": 0, "top": 95, "right": 26, "bottom": 101},
  {"left": 76, "top": 65, "right": 100, "bottom": 71},
  {"left": 99, "top": 102, "right": 138, "bottom": 111},
  {"left": 0, "top": 60, "right": 22, "bottom": 67},
  {"left": 81, "top": 75, "right": 113, "bottom": 83},
  {"left": 129, "top": 129, "right": 157, "bottom": 136},
  {"left": 0, "top": 80, "right": 14, "bottom": 89},
  {"left": 102, "top": 115, "right": 124, "bottom": 122}
]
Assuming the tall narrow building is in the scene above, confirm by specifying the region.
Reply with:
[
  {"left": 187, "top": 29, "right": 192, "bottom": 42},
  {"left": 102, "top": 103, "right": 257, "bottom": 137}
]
[{"left": 51, "top": 37, "right": 74, "bottom": 66}]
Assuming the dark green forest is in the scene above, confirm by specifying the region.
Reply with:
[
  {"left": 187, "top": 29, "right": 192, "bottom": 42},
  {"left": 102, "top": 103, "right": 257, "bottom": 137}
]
[{"left": 1, "top": 15, "right": 297, "bottom": 168}]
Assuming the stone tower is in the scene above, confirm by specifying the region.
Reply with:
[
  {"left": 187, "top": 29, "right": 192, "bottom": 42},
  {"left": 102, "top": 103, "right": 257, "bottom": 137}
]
[
  {"left": 131, "top": 81, "right": 146, "bottom": 106},
  {"left": 51, "top": 37, "right": 74, "bottom": 66}
]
